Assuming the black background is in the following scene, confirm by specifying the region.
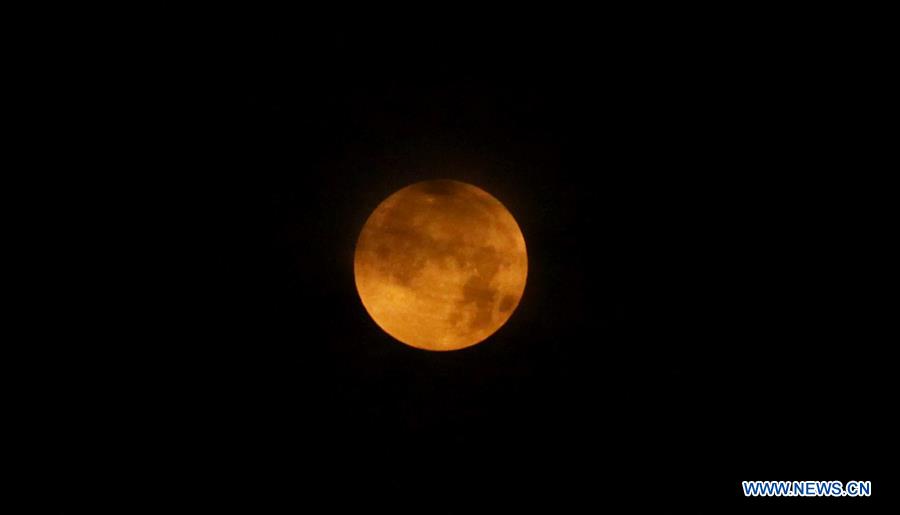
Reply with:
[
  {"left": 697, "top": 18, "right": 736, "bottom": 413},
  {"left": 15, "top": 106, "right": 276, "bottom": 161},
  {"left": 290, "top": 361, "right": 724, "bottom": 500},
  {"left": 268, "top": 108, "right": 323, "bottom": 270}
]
[{"left": 42, "top": 13, "right": 892, "bottom": 514}]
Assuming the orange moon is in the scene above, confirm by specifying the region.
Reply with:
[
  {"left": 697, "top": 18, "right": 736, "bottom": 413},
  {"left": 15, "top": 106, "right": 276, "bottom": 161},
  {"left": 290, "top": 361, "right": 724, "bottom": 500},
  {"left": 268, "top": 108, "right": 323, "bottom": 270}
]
[{"left": 354, "top": 180, "right": 528, "bottom": 351}]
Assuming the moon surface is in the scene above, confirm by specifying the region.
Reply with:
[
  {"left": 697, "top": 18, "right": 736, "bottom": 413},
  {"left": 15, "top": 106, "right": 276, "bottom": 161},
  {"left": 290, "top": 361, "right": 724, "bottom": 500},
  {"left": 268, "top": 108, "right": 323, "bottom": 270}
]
[{"left": 354, "top": 180, "right": 528, "bottom": 351}]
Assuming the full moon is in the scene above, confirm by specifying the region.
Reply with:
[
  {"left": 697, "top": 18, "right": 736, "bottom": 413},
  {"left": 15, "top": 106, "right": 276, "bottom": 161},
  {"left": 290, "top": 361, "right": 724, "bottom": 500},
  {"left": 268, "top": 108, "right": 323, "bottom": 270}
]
[{"left": 354, "top": 180, "right": 528, "bottom": 351}]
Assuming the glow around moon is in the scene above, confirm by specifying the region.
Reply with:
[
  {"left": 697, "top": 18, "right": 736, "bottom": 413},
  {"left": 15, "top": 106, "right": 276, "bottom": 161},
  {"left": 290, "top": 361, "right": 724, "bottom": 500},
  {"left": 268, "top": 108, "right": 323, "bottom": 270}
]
[{"left": 354, "top": 180, "right": 528, "bottom": 351}]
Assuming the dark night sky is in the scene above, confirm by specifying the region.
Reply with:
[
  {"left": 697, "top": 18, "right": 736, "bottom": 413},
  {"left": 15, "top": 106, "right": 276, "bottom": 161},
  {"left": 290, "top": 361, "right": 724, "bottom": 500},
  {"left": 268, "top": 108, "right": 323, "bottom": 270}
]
[{"left": 40, "top": 14, "right": 892, "bottom": 514}]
